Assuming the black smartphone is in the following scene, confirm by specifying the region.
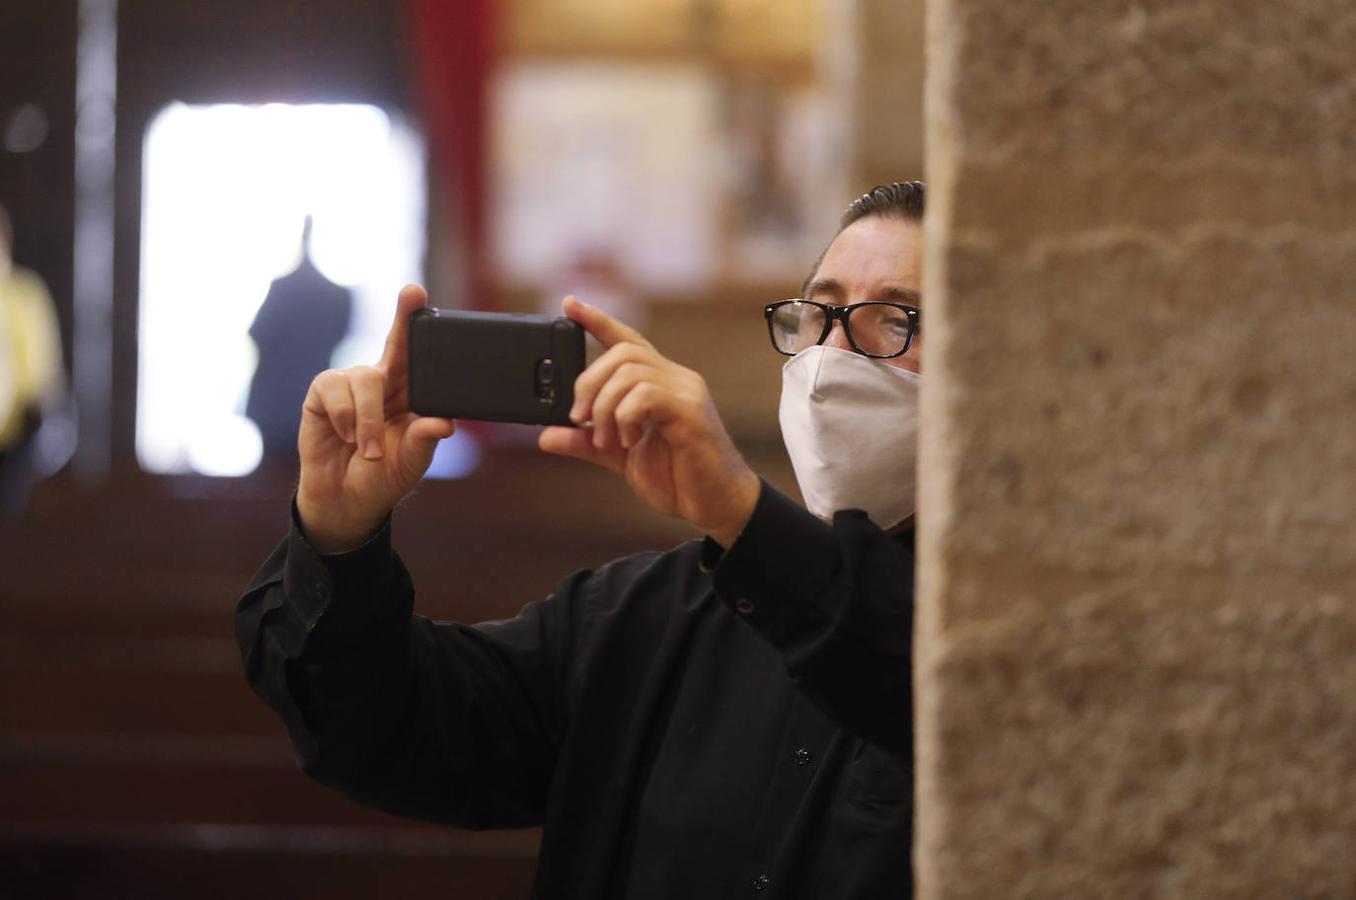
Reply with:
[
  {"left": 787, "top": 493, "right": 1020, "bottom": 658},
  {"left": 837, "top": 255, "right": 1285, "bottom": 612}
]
[{"left": 407, "top": 308, "right": 586, "bottom": 426}]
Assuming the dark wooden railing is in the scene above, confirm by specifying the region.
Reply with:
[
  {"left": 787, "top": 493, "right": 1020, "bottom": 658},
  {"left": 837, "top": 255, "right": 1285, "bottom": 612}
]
[{"left": 1, "top": 447, "right": 773, "bottom": 898}]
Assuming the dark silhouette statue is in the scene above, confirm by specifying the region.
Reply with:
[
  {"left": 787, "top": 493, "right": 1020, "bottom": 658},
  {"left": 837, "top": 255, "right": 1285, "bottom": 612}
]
[{"left": 246, "top": 218, "right": 353, "bottom": 462}]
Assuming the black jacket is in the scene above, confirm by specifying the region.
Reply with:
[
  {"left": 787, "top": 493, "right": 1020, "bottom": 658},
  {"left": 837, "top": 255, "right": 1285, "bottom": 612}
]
[{"left": 235, "top": 481, "right": 913, "bottom": 898}]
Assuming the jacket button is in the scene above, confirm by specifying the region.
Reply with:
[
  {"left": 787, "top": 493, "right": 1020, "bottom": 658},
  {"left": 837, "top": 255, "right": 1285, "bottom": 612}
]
[
  {"left": 794, "top": 747, "right": 812, "bottom": 766},
  {"left": 753, "top": 873, "right": 770, "bottom": 891},
  {"left": 735, "top": 597, "right": 755, "bottom": 615}
]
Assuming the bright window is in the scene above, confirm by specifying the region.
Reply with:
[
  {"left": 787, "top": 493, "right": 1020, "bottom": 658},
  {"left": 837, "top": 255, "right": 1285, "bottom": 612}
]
[{"left": 136, "top": 102, "right": 478, "bottom": 478}]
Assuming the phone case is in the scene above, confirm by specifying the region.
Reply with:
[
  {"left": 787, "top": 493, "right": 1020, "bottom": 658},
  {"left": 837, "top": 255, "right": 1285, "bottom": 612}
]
[{"left": 408, "top": 308, "right": 586, "bottom": 426}]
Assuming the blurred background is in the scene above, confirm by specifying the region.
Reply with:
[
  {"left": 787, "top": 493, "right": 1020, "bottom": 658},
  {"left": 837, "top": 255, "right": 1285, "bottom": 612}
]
[{"left": 0, "top": 0, "right": 921, "bottom": 896}]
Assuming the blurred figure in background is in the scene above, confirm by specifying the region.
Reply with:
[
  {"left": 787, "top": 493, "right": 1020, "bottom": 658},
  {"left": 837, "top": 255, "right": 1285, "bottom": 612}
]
[
  {"left": 246, "top": 215, "right": 354, "bottom": 462},
  {"left": 0, "top": 203, "right": 66, "bottom": 517}
]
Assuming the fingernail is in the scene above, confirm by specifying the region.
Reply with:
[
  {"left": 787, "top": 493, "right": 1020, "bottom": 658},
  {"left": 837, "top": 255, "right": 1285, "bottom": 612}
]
[{"left": 364, "top": 439, "right": 382, "bottom": 460}]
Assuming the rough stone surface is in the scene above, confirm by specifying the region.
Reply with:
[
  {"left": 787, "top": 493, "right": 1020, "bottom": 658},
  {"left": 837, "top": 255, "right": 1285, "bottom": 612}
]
[{"left": 917, "top": 1, "right": 1356, "bottom": 897}]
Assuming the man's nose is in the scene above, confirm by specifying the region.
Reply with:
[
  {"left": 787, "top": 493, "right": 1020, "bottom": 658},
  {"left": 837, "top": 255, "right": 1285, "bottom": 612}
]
[{"left": 823, "top": 320, "right": 853, "bottom": 352}]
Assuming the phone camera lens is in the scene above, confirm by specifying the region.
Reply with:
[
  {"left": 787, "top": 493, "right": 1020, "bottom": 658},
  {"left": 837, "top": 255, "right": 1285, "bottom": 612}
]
[{"left": 537, "top": 358, "right": 555, "bottom": 384}]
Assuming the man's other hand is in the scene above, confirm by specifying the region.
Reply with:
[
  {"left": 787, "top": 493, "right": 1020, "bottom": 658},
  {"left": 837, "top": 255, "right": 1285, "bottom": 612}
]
[
  {"left": 539, "top": 296, "right": 760, "bottom": 548},
  {"left": 296, "top": 284, "right": 456, "bottom": 554}
]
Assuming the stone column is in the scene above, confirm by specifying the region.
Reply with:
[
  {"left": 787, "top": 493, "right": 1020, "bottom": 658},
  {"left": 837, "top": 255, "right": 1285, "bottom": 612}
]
[{"left": 917, "top": 2, "right": 1356, "bottom": 897}]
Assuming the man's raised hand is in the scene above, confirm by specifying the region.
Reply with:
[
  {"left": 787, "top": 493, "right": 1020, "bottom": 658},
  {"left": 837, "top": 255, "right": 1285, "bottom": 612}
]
[
  {"left": 538, "top": 296, "right": 760, "bottom": 548},
  {"left": 296, "top": 284, "right": 455, "bottom": 554}
]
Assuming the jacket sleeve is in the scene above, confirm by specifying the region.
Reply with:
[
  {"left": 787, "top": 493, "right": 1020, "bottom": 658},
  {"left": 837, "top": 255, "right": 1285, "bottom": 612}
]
[
  {"left": 234, "top": 500, "right": 579, "bottom": 829},
  {"left": 704, "top": 481, "right": 913, "bottom": 758}
]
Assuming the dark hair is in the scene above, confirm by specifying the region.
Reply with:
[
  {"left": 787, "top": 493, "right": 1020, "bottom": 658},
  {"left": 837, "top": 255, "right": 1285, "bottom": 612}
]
[
  {"left": 841, "top": 181, "right": 925, "bottom": 229},
  {"left": 802, "top": 181, "right": 925, "bottom": 295}
]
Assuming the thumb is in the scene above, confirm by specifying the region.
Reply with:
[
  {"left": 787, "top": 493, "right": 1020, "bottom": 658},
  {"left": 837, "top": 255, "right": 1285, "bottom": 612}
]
[
  {"left": 539, "top": 425, "right": 625, "bottom": 474},
  {"left": 399, "top": 415, "right": 456, "bottom": 476}
]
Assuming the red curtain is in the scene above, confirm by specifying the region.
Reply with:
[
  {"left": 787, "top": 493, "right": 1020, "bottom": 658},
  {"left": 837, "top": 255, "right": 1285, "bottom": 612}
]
[{"left": 409, "top": 0, "right": 495, "bottom": 309}]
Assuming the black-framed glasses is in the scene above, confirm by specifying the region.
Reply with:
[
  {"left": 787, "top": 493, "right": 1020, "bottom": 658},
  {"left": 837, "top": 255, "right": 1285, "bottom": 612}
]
[{"left": 764, "top": 299, "right": 919, "bottom": 359}]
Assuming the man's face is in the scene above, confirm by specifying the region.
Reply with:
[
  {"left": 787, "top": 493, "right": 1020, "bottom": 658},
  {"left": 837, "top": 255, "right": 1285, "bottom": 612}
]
[{"left": 803, "top": 215, "right": 922, "bottom": 373}]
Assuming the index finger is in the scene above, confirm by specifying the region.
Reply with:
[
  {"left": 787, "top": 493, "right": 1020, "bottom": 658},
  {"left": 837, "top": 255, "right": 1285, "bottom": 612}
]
[
  {"left": 562, "top": 295, "right": 652, "bottom": 350},
  {"left": 378, "top": 283, "right": 429, "bottom": 379}
]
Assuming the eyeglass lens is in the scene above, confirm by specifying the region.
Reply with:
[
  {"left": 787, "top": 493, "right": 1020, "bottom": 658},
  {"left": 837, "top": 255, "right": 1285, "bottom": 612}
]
[{"left": 770, "top": 301, "right": 911, "bottom": 357}]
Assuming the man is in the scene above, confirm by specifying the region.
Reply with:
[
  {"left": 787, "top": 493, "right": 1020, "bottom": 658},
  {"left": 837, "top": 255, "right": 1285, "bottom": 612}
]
[{"left": 236, "top": 182, "right": 923, "bottom": 897}]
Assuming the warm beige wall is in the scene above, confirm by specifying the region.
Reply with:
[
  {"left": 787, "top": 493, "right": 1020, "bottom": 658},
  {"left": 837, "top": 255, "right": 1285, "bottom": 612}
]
[
  {"left": 917, "top": 1, "right": 1356, "bottom": 897},
  {"left": 821, "top": 0, "right": 926, "bottom": 196},
  {"left": 507, "top": 0, "right": 819, "bottom": 64},
  {"left": 853, "top": 0, "right": 924, "bottom": 191}
]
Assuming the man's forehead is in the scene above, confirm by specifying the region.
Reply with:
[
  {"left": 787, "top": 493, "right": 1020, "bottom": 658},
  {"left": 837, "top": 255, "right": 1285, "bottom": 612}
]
[{"left": 807, "top": 217, "right": 922, "bottom": 300}]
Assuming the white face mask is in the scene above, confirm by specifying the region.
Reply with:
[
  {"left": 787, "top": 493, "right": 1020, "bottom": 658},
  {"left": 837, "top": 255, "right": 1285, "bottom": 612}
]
[{"left": 778, "top": 345, "right": 919, "bottom": 530}]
